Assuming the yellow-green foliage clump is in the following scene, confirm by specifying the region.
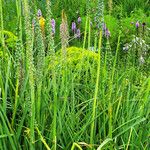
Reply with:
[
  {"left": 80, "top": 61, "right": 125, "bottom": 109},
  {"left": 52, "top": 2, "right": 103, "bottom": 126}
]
[
  {"left": 53, "top": 47, "right": 99, "bottom": 85},
  {"left": 0, "top": 30, "right": 17, "bottom": 57},
  {"left": 56, "top": 46, "right": 98, "bottom": 68},
  {"left": 0, "top": 30, "right": 17, "bottom": 49}
]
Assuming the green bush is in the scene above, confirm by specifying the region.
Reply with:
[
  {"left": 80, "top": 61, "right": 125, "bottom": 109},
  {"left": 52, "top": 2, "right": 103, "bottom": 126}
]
[
  {"left": 55, "top": 47, "right": 99, "bottom": 83},
  {"left": 0, "top": 30, "right": 17, "bottom": 58}
]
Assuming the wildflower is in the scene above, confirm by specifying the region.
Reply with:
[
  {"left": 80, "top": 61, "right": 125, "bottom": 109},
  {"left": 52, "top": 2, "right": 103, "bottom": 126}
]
[
  {"left": 51, "top": 19, "right": 56, "bottom": 34},
  {"left": 135, "top": 21, "right": 140, "bottom": 28},
  {"left": 76, "top": 29, "right": 81, "bottom": 38},
  {"left": 51, "top": 19, "right": 55, "bottom": 27},
  {"left": 77, "top": 17, "right": 81, "bottom": 24},
  {"left": 39, "top": 17, "right": 45, "bottom": 34},
  {"left": 52, "top": 28, "right": 55, "bottom": 34},
  {"left": 37, "top": 9, "right": 42, "bottom": 18},
  {"left": 102, "top": 23, "right": 106, "bottom": 35},
  {"left": 71, "top": 21, "right": 76, "bottom": 33},
  {"left": 37, "top": 9, "right": 45, "bottom": 35},
  {"left": 135, "top": 21, "right": 140, "bottom": 35},
  {"left": 103, "top": 23, "right": 106, "bottom": 31},
  {"left": 105, "top": 28, "right": 110, "bottom": 39}
]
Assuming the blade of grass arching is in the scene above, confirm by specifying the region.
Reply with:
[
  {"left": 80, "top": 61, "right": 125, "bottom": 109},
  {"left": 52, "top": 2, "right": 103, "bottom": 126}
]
[
  {"left": 71, "top": 143, "right": 83, "bottom": 150},
  {"left": 90, "top": 30, "right": 102, "bottom": 145},
  {"left": 97, "top": 138, "right": 113, "bottom": 150},
  {"left": 113, "top": 117, "right": 146, "bottom": 139},
  {"left": 23, "top": 0, "right": 35, "bottom": 149},
  {"left": 125, "top": 127, "right": 133, "bottom": 150},
  {"left": 36, "top": 127, "right": 51, "bottom": 150},
  {"left": 112, "top": 116, "right": 141, "bottom": 133},
  {"left": 0, "top": 134, "right": 14, "bottom": 138},
  {"left": 73, "top": 107, "right": 107, "bottom": 143},
  {"left": 108, "top": 31, "right": 121, "bottom": 138}
]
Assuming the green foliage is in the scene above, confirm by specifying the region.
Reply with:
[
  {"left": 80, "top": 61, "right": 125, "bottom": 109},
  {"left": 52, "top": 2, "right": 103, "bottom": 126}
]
[
  {"left": 112, "top": 0, "right": 149, "bottom": 16},
  {"left": 0, "top": 0, "right": 150, "bottom": 150},
  {"left": 54, "top": 47, "right": 99, "bottom": 85},
  {"left": 57, "top": 47, "right": 98, "bottom": 66},
  {"left": 0, "top": 30, "right": 17, "bottom": 49},
  {"left": 104, "top": 15, "right": 119, "bottom": 47}
]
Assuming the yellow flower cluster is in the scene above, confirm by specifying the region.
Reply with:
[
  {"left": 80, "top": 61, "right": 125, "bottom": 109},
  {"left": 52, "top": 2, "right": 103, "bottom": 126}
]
[{"left": 39, "top": 16, "right": 45, "bottom": 33}]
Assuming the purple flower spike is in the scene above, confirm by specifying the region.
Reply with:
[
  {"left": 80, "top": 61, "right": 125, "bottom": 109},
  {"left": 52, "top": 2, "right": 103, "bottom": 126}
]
[
  {"left": 136, "top": 21, "right": 140, "bottom": 28},
  {"left": 77, "top": 17, "right": 81, "bottom": 24},
  {"left": 103, "top": 23, "right": 106, "bottom": 31},
  {"left": 51, "top": 19, "right": 56, "bottom": 28},
  {"left": 37, "top": 9, "right": 42, "bottom": 17},
  {"left": 51, "top": 19, "right": 56, "bottom": 34},
  {"left": 72, "top": 22, "right": 76, "bottom": 32},
  {"left": 52, "top": 28, "right": 55, "bottom": 34},
  {"left": 76, "top": 29, "right": 81, "bottom": 38},
  {"left": 105, "top": 28, "right": 110, "bottom": 39}
]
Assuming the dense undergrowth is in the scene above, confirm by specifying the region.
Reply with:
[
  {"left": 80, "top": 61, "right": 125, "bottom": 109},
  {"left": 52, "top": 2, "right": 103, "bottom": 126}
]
[{"left": 0, "top": 0, "right": 150, "bottom": 150}]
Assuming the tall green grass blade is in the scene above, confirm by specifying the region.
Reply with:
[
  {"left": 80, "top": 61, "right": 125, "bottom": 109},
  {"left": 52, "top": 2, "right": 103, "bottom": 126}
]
[{"left": 90, "top": 30, "right": 102, "bottom": 145}]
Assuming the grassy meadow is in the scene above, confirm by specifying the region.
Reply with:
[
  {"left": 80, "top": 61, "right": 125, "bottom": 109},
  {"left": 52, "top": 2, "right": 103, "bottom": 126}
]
[{"left": 0, "top": 0, "right": 150, "bottom": 149}]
